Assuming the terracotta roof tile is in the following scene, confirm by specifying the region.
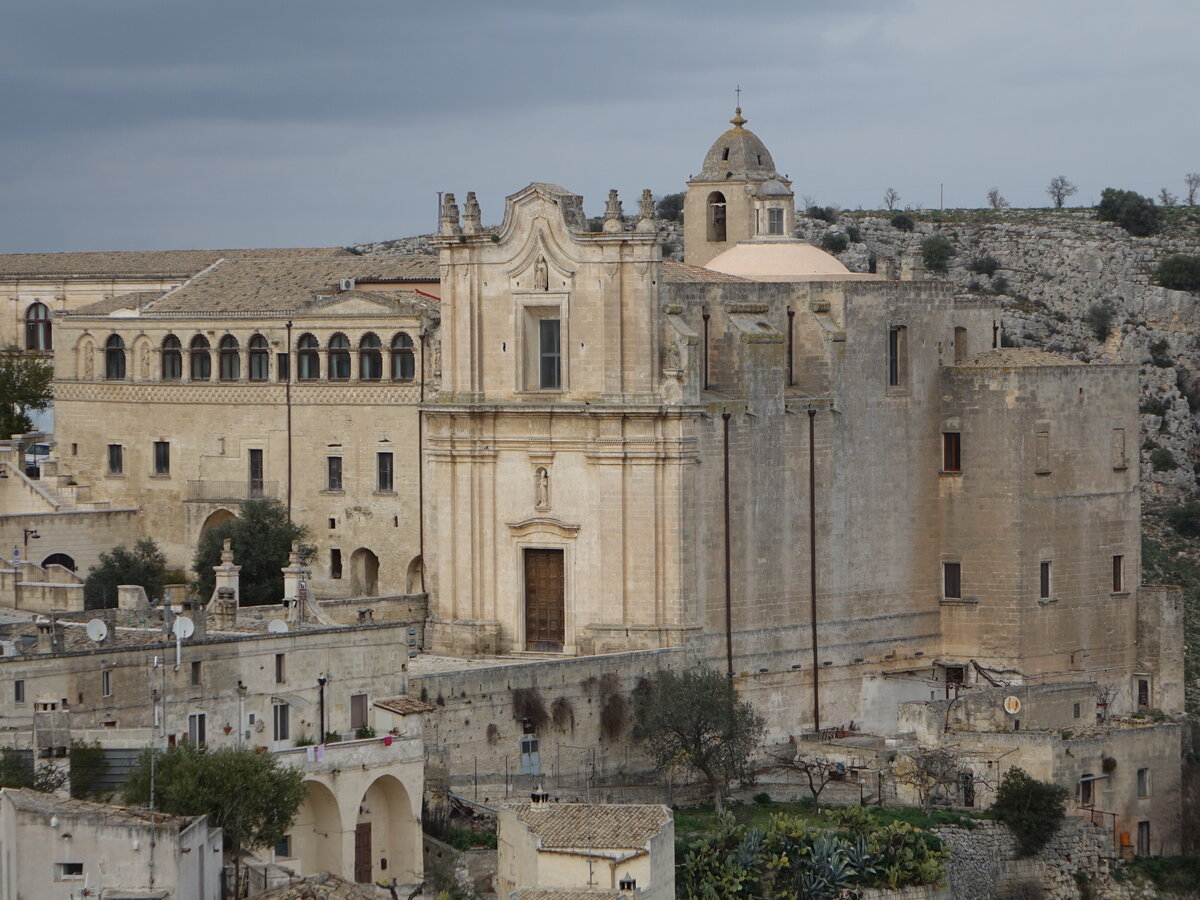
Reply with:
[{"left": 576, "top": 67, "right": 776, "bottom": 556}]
[
  {"left": 374, "top": 695, "right": 436, "bottom": 716},
  {"left": 506, "top": 802, "right": 671, "bottom": 850},
  {"left": 957, "top": 348, "right": 1084, "bottom": 368},
  {"left": 2, "top": 787, "right": 193, "bottom": 827},
  {"left": 660, "top": 260, "right": 748, "bottom": 284},
  {"left": 0, "top": 247, "right": 352, "bottom": 278}
]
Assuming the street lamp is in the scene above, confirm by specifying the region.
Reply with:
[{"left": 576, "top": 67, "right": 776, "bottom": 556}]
[{"left": 15, "top": 529, "right": 39, "bottom": 561}]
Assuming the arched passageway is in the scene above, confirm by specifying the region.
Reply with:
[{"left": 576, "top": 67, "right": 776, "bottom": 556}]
[
  {"left": 349, "top": 547, "right": 379, "bottom": 596},
  {"left": 41, "top": 553, "right": 76, "bottom": 572},
  {"left": 355, "top": 775, "right": 419, "bottom": 883},
  {"left": 289, "top": 780, "right": 343, "bottom": 875},
  {"left": 200, "top": 508, "right": 237, "bottom": 535}
]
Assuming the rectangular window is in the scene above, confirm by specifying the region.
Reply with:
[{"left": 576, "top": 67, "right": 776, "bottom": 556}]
[
  {"left": 942, "top": 432, "right": 961, "bottom": 473},
  {"left": 376, "top": 451, "right": 393, "bottom": 492},
  {"left": 248, "top": 448, "right": 264, "bottom": 498},
  {"left": 101, "top": 670, "right": 111, "bottom": 698},
  {"left": 273, "top": 702, "right": 289, "bottom": 742},
  {"left": 1137, "top": 767, "right": 1150, "bottom": 798},
  {"left": 767, "top": 207, "right": 783, "bottom": 235},
  {"left": 107, "top": 444, "right": 123, "bottom": 475},
  {"left": 276, "top": 352, "right": 290, "bottom": 382},
  {"left": 327, "top": 456, "right": 343, "bottom": 492},
  {"left": 1040, "top": 561, "right": 1052, "bottom": 599},
  {"left": 351, "top": 693, "right": 368, "bottom": 731},
  {"left": 1080, "top": 775, "right": 1094, "bottom": 806},
  {"left": 274, "top": 835, "right": 292, "bottom": 859},
  {"left": 539, "top": 318, "right": 561, "bottom": 390},
  {"left": 1035, "top": 430, "right": 1050, "bottom": 474},
  {"left": 519, "top": 736, "right": 541, "bottom": 775},
  {"left": 943, "top": 562, "right": 962, "bottom": 600},
  {"left": 1113, "top": 555, "right": 1124, "bottom": 593},
  {"left": 1137, "top": 678, "right": 1150, "bottom": 707},
  {"left": 55, "top": 862, "right": 84, "bottom": 880},
  {"left": 14, "top": 680, "right": 24, "bottom": 704},
  {"left": 888, "top": 326, "right": 907, "bottom": 388},
  {"left": 191, "top": 661, "right": 202, "bottom": 686},
  {"left": 153, "top": 440, "right": 170, "bottom": 475},
  {"left": 331, "top": 548, "right": 343, "bottom": 579},
  {"left": 1073, "top": 702, "right": 1081, "bottom": 719},
  {"left": 275, "top": 653, "right": 286, "bottom": 684},
  {"left": 188, "top": 712, "right": 206, "bottom": 747}
]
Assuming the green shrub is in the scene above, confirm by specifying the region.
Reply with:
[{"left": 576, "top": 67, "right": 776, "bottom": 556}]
[
  {"left": 753, "top": 791, "right": 772, "bottom": 805},
  {"left": 355, "top": 725, "right": 376, "bottom": 739},
  {"left": 1155, "top": 254, "right": 1200, "bottom": 292},
  {"left": 1083, "top": 303, "right": 1115, "bottom": 342},
  {"left": 1164, "top": 502, "right": 1200, "bottom": 536},
  {"left": 845, "top": 225, "right": 862, "bottom": 243},
  {"left": 1148, "top": 339, "right": 1173, "bottom": 368},
  {"left": 1140, "top": 397, "right": 1168, "bottom": 416},
  {"left": 655, "top": 192, "right": 684, "bottom": 223},
  {"left": 1096, "top": 188, "right": 1162, "bottom": 236},
  {"left": 68, "top": 740, "right": 109, "bottom": 800},
  {"left": 891, "top": 213, "right": 915, "bottom": 232},
  {"left": 967, "top": 254, "right": 1000, "bottom": 276},
  {"left": 1150, "top": 448, "right": 1178, "bottom": 471},
  {"left": 990, "top": 767, "right": 1069, "bottom": 857},
  {"left": 821, "top": 233, "right": 850, "bottom": 255},
  {"left": 991, "top": 275, "right": 1010, "bottom": 295},
  {"left": 920, "top": 235, "right": 955, "bottom": 273},
  {"left": 806, "top": 205, "right": 839, "bottom": 224}
]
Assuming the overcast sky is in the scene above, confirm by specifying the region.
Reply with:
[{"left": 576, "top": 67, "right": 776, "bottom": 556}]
[{"left": 2, "top": 0, "right": 1196, "bottom": 252}]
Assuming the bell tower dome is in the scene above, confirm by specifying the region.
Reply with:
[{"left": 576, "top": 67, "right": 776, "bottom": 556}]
[{"left": 683, "top": 106, "right": 793, "bottom": 266}]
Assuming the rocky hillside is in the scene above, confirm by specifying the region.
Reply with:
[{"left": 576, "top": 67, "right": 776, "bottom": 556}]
[{"left": 800, "top": 208, "right": 1200, "bottom": 501}]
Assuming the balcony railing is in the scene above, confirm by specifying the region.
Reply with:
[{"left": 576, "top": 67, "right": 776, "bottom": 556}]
[{"left": 186, "top": 480, "right": 279, "bottom": 502}]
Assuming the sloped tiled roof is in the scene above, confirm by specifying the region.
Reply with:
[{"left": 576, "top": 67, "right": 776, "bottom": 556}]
[
  {"left": 374, "top": 695, "right": 436, "bottom": 716},
  {"left": 660, "top": 260, "right": 748, "bottom": 284},
  {"left": 957, "top": 348, "right": 1084, "bottom": 368},
  {"left": 2, "top": 787, "right": 192, "bottom": 827},
  {"left": 0, "top": 247, "right": 352, "bottom": 278},
  {"left": 71, "top": 291, "right": 162, "bottom": 315},
  {"left": 507, "top": 802, "right": 671, "bottom": 850}
]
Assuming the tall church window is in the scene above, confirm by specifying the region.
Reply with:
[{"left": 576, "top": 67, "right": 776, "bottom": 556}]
[
  {"left": 161, "top": 335, "right": 182, "bottom": 381},
  {"left": 943, "top": 562, "right": 961, "bottom": 600},
  {"left": 888, "top": 326, "right": 908, "bottom": 389},
  {"left": 218, "top": 335, "right": 240, "bottom": 381},
  {"left": 539, "top": 319, "right": 561, "bottom": 390},
  {"left": 391, "top": 332, "right": 415, "bottom": 381},
  {"left": 297, "top": 334, "right": 320, "bottom": 380},
  {"left": 105, "top": 335, "right": 126, "bottom": 380},
  {"left": 359, "top": 333, "right": 383, "bottom": 380},
  {"left": 25, "top": 302, "right": 51, "bottom": 351},
  {"left": 248, "top": 334, "right": 269, "bottom": 381},
  {"left": 328, "top": 333, "right": 351, "bottom": 380},
  {"left": 190, "top": 335, "right": 211, "bottom": 381},
  {"left": 707, "top": 191, "right": 727, "bottom": 242},
  {"left": 767, "top": 207, "right": 783, "bottom": 235}
]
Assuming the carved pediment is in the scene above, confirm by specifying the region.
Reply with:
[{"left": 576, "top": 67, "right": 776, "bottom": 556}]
[{"left": 506, "top": 516, "right": 581, "bottom": 539}]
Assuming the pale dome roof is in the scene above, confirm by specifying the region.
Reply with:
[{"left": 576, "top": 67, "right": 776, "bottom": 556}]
[
  {"left": 704, "top": 240, "right": 854, "bottom": 281},
  {"left": 694, "top": 108, "right": 778, "bottom": 182},
  {"left": 756, "top": 178, "right": 792, "bottom": 199}
]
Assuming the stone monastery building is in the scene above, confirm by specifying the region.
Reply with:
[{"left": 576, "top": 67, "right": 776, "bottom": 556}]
[{"left": 4, "top": 107, "right": 1182, "bottom": 739}]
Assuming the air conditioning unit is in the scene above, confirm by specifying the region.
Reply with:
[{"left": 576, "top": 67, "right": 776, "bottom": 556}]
[{"left": 339, "top": 278, "right": 355, "bottom": 291}]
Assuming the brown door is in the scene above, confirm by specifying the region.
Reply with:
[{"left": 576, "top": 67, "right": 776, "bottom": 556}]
[
  {"left": 524, "top": 549, "right": 564, "bottom": 651},
  {"left": 354, "top": 822, "right": 372, "bottom": 883}
]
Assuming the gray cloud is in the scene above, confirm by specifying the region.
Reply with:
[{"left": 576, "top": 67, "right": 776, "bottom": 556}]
[{"left": 1, "top": 0, "right": 1197, "bottom": 251}]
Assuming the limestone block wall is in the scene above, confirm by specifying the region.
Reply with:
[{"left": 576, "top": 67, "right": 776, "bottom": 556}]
[{"left": 0, "top": 507, "right": 139, "bottom": 576}]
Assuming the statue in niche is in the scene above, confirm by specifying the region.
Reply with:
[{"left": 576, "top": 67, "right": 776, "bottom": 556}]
[
  {"left": 140, "top": 344, "right": 151, "bottom": 379},
  {"left": 83, "top": 343, "right": 94, "bottom": 378},
  {"left": 535, "top": 466, "right": 549, "bottom": 509},
  {"left": 533, "top": 255, "right": 549, "bottom": 291},
  {"left": 431, "top": 335, "right": 442, "bottom": 377},
  {"left": 665, "top": 337, "right": 682, "bottom": 372}
]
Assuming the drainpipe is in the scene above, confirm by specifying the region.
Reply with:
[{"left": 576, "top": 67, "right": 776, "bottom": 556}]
[
  {"left": 417, "top": 329, "right": 427, "bottom": 593},
  {"left": 285, "top": 319, "right": 293, "bottom": 519},
  {"left": 723, "top": 410, "right": 733, "bottom": 679},
  {"left": 318, "top": 674, "right": 327, "bottom": 741},
  {"left": 808, "top": 407, "right": 820, "bottom": 733}
]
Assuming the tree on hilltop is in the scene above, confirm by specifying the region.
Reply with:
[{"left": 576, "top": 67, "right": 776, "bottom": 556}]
[
  {"left": 1046, "top": 175, "right": 1077, "bottom": 209},
  {"left": 883, "top": 187, "right": 901, "bottom": 211},
  {"left": 1185, "top": 173, "right": 1200, "bottom": 206},
  {"left": 1096, "top": 187, "right": 1161, "bottom": 236},
  {"left": 655, "top": 192, "right": 684, "bottom": 222},
  {"left": 986, "top": 187, "right": 1010, "bottom": 210}
]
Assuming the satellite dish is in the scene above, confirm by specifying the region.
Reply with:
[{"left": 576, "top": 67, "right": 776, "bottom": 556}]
[
  {"left": 173, "top": 616, "right": 195, "bottom": 639},
  {"left": 1003, "top": 696, "right": 1022, "bottom": 715},
  {"left": 267, "top": 619, "right": 289, "bottom": 634},
  {"left": 85, "top": 619, "right": 108, "bottom": 642}
]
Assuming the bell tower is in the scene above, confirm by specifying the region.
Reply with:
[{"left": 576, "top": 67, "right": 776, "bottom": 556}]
[{"left": 683, "top": 105, "right": 793, "bottom": 267}]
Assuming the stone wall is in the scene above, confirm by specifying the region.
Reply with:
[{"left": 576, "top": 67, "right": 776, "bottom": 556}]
[
  {"left": 935, "top": 818, "right": 1115, "bottom": 900},
  {"left": 798, "top": 209, "right": 1200, "bottom": 500}
]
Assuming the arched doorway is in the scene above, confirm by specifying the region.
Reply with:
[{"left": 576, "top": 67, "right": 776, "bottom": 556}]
[
  {"left": 41, "top": 553, "right": 76, "bottom": 572},
  {"left": 707, "top": 191, "right": 727, "bottom": 242},
  {"left": 200, "top": 508, "right": 237, "bottom": 535},
  {"left": 405, "top": 555, "right": 423, "bottom": 594},
  {"left": 350, "top": 548, "right": 379, "bottom": 596},
  {"left": 355, "top": 775, "right": 419, "bottom": 884},
  {"left": 290, "top": 781, "right": 343, "bottom": 875}
]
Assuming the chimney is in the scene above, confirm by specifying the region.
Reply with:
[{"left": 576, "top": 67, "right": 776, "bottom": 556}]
[
  {"left": 35, "top": 618, "right": 61, "bottom": 654},
  {"left": 209, "top": 539, "right": 241, "bottom": 627},
  {"left": 182, "top": 596, "right": 207, "bottom": 641},
  {"left": 530, "top": 786, "right": 550, "bottom": 808}
]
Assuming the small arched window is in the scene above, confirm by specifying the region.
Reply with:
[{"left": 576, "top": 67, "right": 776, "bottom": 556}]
[
  {"left": 25, "top": 302, "right": 52, "bottom": 351},
  {"left": 297, "top": 333, "right": 320, "bottom": 380},
  {"left": 391, "top": 332, "right": 415, "bottom": 381},
  {"left": 328, "top": 333, "right": 351, "bottom": 380},
  {"left": 162, "top": 335, "right": 182, "bottom": 380},
  {"left": 190, "top": 335, "right": 211, "bottom": 381},
  {"left": 105, "top": 335, "right": 126, "bottom": 380},
  {"left": 707, "top": 191, "right": 727, "bottom": 242},
  {"left": 218, "top": 335, "right": 240, "bottom": 381},
  {"left": 248, "top": 334, "right": 269, "bottom": 381},
  {"left": 359, "top": 333, "right": 382, "bottom": 380}
]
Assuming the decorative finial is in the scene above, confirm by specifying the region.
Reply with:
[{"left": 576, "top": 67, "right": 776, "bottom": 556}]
[
  {"left": 439, "top": 192, "right": 462, "bottom": 236},
  {"left": 731, "top": 85, "right": 746, "bottom": 128},
  {"left": 462, "top": 191, "right": 482, "bottom": 235},
  {"left": 637, "top": 188, "right": 656, "bottom": 232},
  {"left": 603, "top": 189, "right": 623, "bottom": 233}
]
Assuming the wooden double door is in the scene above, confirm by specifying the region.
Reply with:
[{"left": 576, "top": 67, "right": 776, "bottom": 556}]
[{"left": 524, "top": 548, "right": 564, "bottom": 652}]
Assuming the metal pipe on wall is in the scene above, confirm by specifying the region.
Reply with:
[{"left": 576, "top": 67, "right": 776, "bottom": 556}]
[
  {"left": 808, "top": 407, "right": 820, "bottom": 733},
  {"left": 723, "top": 410, "right": 733, "bottom": 679}
]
